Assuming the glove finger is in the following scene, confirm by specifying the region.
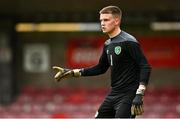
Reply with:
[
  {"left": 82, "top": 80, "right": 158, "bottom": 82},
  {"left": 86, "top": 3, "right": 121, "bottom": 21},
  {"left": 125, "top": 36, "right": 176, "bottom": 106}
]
[
  {"left": 136, "top": 105, "right": 144, "bottom": 115},
  {"left": 54, "top": 71, "right": 69, "bottom": 81},
  {"left": 54, "top": 71, "right": 61, "bottom": 78},
  {"left": 134, "top": 106, "right": 138, "bottom": 115},
  {"left": 139, "top": 105, "right": 144, "bottom": 114},
  {"left": 134, "top": 106, "right": 137, "bottom": 115},
  {"left": 135, "top": 106, "right": 141, "bottom": 115},
  {"left": 54, "top": 72, "right": 63, "bottom": 82},
  {"left": 131, "top": 105, "right": 135, "bottom": 115},
  {"left": 58, "top": 71, "right": 72, "bottom": 80},
  {"left": 52, "top": 66, "right": 64, "bottom": 72}
]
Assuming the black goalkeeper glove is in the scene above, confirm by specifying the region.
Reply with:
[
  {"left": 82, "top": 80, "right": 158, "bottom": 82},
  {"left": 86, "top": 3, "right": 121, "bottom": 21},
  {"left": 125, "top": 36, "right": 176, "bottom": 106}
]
[
  {"left": 131, "top": 85, "right": 146, "bottom": 116},
  {"left": 52, "top": 66, "right": 81, "bottom": 82}
]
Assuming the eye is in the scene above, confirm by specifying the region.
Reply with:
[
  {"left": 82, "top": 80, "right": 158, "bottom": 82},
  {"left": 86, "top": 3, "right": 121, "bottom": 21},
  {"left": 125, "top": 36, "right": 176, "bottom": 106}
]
[{"left": 104, "top": 18, "right": 110, "bottom": 22}]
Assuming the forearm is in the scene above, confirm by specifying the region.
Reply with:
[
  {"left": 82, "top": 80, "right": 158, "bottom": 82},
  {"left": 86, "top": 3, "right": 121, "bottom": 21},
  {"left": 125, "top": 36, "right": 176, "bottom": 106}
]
[
  {"left": 139, "top": 64, "right": 152, "bottom": 85},
  {"left": 126, "top": 41, "right": 151, "bottom": 85},
  {"left": 137, "top": 66, "right": 151, "bottom": 95},
  {"left": 81, "top": 64, "right": 109, "bottom": 76}
]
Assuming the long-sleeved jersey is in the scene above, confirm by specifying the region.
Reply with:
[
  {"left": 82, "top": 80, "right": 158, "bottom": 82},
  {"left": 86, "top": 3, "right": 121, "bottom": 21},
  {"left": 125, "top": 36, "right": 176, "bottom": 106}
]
[{"left": 81, "top": 31, "right": 151, "bottom": 93}]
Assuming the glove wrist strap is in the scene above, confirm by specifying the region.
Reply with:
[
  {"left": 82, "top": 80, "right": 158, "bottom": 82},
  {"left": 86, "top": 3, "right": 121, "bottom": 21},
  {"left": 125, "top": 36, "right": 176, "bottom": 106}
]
[
  {"left": 73, "top": 69, "right": 81, "bottom": 77},
  {"left": 136, "top": 85, "right": 146, "bottom": 95}
]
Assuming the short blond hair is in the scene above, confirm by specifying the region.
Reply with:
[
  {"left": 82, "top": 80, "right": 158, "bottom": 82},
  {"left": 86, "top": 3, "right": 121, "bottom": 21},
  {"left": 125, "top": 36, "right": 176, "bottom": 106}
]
[{"left": 99, "top": 6, "right": 122, "bottom": 19}]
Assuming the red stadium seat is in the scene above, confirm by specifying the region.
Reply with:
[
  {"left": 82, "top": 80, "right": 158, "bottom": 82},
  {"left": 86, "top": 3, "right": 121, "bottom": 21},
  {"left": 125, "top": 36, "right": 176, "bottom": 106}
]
[
  {"left": 51, "top": 112, "right": 68, "bottom": 118},
  {"left": 1, "top": 86, "right": 180, "bottom": 118}
]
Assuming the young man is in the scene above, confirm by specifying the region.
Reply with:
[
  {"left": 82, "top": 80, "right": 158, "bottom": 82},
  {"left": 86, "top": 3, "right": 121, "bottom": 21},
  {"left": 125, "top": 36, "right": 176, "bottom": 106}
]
[{"left": 53, "top": 6, "right": 151, "bottom": 118}]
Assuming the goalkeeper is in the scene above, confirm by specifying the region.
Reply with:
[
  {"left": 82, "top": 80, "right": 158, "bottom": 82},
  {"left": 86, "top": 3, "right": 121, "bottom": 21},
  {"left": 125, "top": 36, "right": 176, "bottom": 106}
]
[{"left": 53, "top": 6, "right": 151, "bottom": 118}]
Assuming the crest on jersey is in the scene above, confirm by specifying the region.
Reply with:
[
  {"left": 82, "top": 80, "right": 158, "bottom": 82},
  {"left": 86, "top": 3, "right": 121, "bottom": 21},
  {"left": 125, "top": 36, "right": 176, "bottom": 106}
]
[{"left": 114, "top": 46, "right": 121, "bottom": 55}]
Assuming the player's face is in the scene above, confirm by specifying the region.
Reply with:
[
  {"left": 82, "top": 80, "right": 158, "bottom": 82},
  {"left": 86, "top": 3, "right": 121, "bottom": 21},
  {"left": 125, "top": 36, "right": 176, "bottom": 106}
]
[{"left": 100, "top": 13, "right": 119, "bottom": 34}]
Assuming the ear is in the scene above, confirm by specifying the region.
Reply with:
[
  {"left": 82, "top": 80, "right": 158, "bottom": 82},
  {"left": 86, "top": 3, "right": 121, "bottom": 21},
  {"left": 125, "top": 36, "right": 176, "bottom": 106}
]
[{"left": 114, "top": 17, "right": 120, "bottom": 25}]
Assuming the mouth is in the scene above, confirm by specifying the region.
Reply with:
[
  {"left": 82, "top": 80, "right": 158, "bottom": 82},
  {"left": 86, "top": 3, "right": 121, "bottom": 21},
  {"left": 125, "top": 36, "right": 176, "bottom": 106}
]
[{"left": 101, "top": 26, "right": 105, "bottom": 31}]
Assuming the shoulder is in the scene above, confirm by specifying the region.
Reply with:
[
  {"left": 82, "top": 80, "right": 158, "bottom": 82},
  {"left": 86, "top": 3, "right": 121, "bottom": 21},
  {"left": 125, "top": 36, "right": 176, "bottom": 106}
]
[{"left": 120, "top": 31, "right": 139, "bottom": 43}]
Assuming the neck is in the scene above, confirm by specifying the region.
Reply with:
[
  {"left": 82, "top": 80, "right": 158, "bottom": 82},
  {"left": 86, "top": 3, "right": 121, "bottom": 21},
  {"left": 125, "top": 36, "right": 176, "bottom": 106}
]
[{"left": 108, "top": 27, "right": 121, "bottom": 38}]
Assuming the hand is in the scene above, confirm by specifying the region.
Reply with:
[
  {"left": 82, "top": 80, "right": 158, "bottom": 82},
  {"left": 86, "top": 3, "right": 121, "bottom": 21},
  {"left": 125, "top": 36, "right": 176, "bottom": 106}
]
[
  {"left": 131, "top": 94, "right": 144, "bottom": 116},
  {"left": 52, "top": 66, "right": 81, "bottom": 82}
]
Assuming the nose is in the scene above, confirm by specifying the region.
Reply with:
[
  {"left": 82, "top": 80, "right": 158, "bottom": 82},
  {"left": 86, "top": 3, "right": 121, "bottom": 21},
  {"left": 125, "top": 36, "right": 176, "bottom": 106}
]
[{"left": 101, "top": 21, "right": 105, "bottom": 26}]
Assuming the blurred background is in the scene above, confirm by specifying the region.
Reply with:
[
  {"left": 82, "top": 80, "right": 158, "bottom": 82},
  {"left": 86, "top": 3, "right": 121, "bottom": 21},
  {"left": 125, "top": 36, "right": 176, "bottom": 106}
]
[{"left": 0, "top": 0, "right": 180, "bottom": 118}]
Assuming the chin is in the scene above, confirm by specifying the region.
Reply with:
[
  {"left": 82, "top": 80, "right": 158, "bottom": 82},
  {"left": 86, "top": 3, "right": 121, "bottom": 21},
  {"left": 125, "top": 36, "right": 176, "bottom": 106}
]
[{"left": 102, "top": 30, "right": 107, "bottom": 33}]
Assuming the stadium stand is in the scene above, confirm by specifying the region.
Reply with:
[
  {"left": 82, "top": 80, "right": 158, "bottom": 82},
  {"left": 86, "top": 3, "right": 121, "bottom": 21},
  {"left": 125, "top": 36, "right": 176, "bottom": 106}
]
[{"left": 0, "top": 86, "right": 180, "bottom": 118}]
